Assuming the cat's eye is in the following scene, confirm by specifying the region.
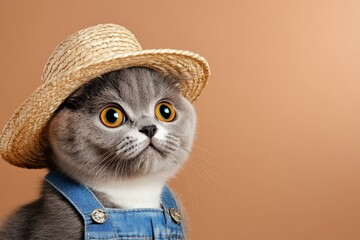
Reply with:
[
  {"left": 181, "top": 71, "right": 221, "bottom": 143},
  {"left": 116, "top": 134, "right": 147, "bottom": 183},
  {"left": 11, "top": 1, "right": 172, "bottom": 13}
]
[
  {"left": 100, "top": 106, "right": 125, "bottom": 128},
  {"left": 155, "top": 101, "right": 176, "bottom": 122}
]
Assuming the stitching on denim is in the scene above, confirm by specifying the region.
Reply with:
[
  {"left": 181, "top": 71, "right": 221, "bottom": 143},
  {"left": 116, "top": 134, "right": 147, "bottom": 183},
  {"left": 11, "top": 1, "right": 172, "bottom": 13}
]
[
  {"left": 105, "top": 208, "right": 164, "bottom": 213},
  {"left": 88, "top": 235, "right": 184, "bottom": 240}
]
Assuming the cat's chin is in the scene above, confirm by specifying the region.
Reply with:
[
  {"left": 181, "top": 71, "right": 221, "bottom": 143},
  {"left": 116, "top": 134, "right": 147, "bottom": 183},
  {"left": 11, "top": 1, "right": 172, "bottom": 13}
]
[{"left": 136, "top": 146, "right": 165, "bottom": 171}]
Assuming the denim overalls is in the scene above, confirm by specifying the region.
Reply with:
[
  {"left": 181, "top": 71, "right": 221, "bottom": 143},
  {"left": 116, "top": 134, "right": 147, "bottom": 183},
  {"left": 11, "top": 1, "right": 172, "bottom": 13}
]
[{"left": 45, "top": 172, "right": 185, "bottom": 240}]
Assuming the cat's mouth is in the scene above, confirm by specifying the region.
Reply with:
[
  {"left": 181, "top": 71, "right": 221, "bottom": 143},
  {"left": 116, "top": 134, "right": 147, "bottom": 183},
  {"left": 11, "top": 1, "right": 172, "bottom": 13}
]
[
  {"left": 147, "top": 143, "right": 161, "bottom": 152},
  {"left": 141, "top": 142, "right": 165, "bottom": 157}
]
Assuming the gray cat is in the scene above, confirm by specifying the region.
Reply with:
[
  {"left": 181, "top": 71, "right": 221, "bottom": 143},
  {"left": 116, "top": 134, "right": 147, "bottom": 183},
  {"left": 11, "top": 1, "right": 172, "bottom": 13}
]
[{"left": 0, "top": 67, "right": 196, "bottom": 239}]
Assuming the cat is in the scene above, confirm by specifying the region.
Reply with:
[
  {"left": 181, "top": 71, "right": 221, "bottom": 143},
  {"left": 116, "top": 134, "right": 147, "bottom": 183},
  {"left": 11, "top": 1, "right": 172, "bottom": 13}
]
[{"left": 0, "top": 67, "right": 196, "bottom": 239}]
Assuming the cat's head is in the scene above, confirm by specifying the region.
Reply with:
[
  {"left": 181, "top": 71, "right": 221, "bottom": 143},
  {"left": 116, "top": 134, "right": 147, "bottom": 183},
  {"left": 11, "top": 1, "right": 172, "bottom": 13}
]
[{"left": 46, "top": 67, "right": 196, "bottom": 184}]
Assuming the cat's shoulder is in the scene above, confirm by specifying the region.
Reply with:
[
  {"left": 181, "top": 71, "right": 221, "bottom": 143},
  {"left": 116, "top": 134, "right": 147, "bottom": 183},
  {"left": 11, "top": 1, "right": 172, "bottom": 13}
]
[
  {"left": 0, "top": 180, "right": 83, "bottom": 240},
  {"left": 0, "top": 198, "right": 43, "bottom": 239}
]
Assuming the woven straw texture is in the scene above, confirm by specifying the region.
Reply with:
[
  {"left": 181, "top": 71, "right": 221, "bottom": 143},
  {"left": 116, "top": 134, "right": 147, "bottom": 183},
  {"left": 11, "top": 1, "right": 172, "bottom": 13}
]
[{"left": 0, "top": 23, "right": 210, "bottom": 168}]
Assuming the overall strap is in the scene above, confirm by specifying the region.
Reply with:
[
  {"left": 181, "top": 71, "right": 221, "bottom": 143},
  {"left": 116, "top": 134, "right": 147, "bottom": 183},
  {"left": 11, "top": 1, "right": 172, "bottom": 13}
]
[
  {"left": 161, "top": 185, "right": 180, "bottom": 210},
  {"left": 161, "top": 185, "right": 185, "bottom": 230},
  {"left": 45, "top": 172, "right": 117, "bottom": 239}
]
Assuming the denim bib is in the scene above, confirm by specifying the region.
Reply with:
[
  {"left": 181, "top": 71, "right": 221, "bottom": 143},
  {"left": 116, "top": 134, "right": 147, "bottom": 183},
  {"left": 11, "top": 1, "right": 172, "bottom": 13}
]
[{"left": 45, "top": 172, "right": 185, "bottom": 240}]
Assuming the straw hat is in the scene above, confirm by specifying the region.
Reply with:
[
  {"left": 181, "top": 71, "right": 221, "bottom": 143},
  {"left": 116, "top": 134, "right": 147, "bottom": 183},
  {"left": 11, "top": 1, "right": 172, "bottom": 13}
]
[{"left": 0, "top": 23, "right": 210, "bottom": 168}]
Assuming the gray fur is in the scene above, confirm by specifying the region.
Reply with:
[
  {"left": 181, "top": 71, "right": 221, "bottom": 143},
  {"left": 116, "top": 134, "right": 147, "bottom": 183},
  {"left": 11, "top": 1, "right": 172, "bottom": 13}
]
[{"left": 0, "top": 67, "right": 196, "bottom": 239}]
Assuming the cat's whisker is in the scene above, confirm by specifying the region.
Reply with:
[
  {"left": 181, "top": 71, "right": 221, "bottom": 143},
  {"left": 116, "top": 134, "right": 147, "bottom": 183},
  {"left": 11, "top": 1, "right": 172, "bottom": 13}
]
[
  {"left": 185, "top": 145, "right": 226, "bottom": 172},
  {"left": 165, "top": 139, "right": 179, "bottom": 149},
  {"left": 189, "top": 161, "right": 221, "bottom": 195},
  {"left": 183, "top": 167, "right": 198, "bottom": 210},
  {"left": 185, "top": 158, "right": 214, "bottom": 190},
  {"left": 166, "top": 133, "right": 178, "bottom": 139},
  {"left": 189, "top": 157, "right": 218, "bottom": 183},
  {"left": 175, "top": 149, "right": 217, "bottom": 196},
  {"left": 113, "top": 156, "right": 124, "bottom": 179},
  {"left": 187, "top": 151, "right": 221, "bottom": 182},
  {"left": 94, "top": 143, "right": 128, "bottom": 179},
  {"left": 116, "top": 140, "right": 137, "bottom": 155},
  {"left": 177, "top": 148, "right": 220, "bottom": 192},
  {"left": 95, "top": 152, "right": 118, "bottom": 179},
  {"left": 93, "top": 151, "right": 115, "bottom": 177},
  {"left": 192, "top": 144, "right": 217, "bottom": 158}
]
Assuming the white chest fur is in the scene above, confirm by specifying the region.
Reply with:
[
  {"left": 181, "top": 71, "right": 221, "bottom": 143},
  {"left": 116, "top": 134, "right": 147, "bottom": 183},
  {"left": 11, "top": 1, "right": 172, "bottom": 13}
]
[{"left": 91, "top": 177, "right": 166, "bottom": 209}]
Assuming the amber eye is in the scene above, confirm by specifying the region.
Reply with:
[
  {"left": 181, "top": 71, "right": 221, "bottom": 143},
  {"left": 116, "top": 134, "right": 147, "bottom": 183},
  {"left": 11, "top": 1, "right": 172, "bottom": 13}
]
[
  {"left": 100, "top": 106, "right": 125, "bottom": 128},
  {"left": 155, "top": 101, "right": 176, "bottom": 122}
]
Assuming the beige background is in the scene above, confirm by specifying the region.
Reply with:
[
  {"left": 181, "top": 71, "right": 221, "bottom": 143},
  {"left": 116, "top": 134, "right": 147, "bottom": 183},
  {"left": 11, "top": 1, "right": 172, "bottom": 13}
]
[{"left": 1, "top": 0, "right": 360, "bottom": 239}]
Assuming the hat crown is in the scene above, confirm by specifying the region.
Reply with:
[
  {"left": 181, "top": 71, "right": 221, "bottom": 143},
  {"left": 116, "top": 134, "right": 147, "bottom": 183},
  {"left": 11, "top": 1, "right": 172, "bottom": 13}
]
[{"left": 42, "top": 24, "right": 142, "bottom": 83}]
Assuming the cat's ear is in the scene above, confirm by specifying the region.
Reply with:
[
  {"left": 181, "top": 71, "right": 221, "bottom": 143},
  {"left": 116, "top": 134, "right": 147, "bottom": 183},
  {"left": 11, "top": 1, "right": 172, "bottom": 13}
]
[
  {"left": 165, "top": 74, "right": 183, "bottom": 90},
  {"left": 57, "top": 80, "right": 95, "bottom": 111},
  {"left": 170, "top": 71, "right": 193, "bottom": 93},
  {"left": 57, "top": 97, "right": 79, "bottom": 111},
  {"left": 157, "top": 72, "right": 186, "bottom": 93}
]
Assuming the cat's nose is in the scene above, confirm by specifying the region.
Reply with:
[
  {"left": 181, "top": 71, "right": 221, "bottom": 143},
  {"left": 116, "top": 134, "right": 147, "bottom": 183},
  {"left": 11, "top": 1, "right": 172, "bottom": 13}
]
[{"left": 139, "top": 125, "right": 158, "bottom": 138}]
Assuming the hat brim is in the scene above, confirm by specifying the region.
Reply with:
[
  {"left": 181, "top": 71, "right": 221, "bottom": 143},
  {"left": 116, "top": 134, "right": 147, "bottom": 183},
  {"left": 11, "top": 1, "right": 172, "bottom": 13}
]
[{"left": 0, "top": 49, "right": 210, "bottom": 168}]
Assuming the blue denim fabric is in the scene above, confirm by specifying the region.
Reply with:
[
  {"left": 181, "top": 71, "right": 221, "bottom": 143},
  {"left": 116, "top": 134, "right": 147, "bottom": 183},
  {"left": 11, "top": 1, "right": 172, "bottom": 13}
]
[{"left": 45, "top": 172, "right": 185, "bottom": 240}]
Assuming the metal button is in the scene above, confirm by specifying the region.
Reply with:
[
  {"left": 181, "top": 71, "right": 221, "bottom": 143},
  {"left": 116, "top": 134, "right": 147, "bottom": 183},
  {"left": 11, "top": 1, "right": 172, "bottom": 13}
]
[
  {"left": 91, "top": 209, "right": 107, "bottom": 224},
  {"left": 169, "top": 208, "right": 182, "bottom": 224}
]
